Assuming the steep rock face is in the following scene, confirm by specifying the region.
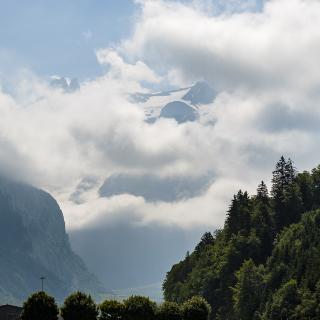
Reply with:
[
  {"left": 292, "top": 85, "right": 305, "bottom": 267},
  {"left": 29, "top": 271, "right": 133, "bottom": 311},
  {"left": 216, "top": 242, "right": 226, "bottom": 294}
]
[{"left": 0, "top": 177, "right": 106, "bottom": 304}]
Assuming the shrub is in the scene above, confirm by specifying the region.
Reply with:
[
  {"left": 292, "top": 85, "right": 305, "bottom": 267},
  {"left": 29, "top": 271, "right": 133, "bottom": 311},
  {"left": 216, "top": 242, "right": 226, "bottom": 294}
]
[
  {"left": 182, "top": 296, "right": 211, "bottom": 320},
  {"left": 123, "top": 295, "right": 157, "bottom": 320},
  {"left": 157, "top": 301, "right": 182, "bottom": 320},
  {"left": 99, "top": 299, "right": 125, "bottom": 320},
  {"left": 21, "top": 291, "right": 59, "bottom": 320},
  {"left": 61, "top": 291, "right": 98, "bottom": 320}
]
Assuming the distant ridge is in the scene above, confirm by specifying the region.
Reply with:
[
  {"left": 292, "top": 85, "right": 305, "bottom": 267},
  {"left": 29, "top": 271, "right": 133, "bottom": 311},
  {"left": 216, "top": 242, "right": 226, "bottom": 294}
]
[{"left": 0, "top": 176, "right": 108, "bottom": 304}]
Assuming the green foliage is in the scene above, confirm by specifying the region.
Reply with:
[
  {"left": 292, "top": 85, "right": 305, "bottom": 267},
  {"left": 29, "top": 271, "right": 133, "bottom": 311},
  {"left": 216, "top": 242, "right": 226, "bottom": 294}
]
[
  {"left": 225, "top": 190, "right": 252, "bottom": 237},
  {"left": 182, "top": 296, "right": 211, "bottom": 320},
  {"left": 99, "top": 300, "right": 125, "bottom": 320},
  {"left": 271, "top": 157, "right": 303, "bottom": 231},
  {"left": 163, "top": 157, "right": 320, "bottom": 319},
  {"left": 311, "top": 165, "right": 320, "bottom": 207},
  {"left": 195, "top": 232, "right": 215, "bottom": 254},
  {"left": 294, "top": 287, "right": 320, "bottom": 319},
  {"left": 156, "top": 301, "right": 182, "bottom": 320},
  {"left": 61, "top": 291, "right": 98, "bottom": 320},
  {"left": 266, "top": 211, "right": 320, "bottom": 292},
  {"left": 263, "top": 280, "right": 300, "bottom": 319},
  {"left": 163, "top": 250, "right": 195, "bottom": 303},
  {"left": 123, "top": 296, "right": 157, "bottom": 320},
  {"left": 21, "top": 291, "right": 59, "bottom": 320},
  {"left": 232, "top": 260, "right": 265, "bottom": 320}
]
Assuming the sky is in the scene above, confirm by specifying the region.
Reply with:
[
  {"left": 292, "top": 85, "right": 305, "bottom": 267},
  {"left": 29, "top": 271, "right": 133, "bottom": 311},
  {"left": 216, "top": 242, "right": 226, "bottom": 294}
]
[
  {"left": 0, "top": 0, "right": 265, "bottom": 80},
  {"left": 0, "top": 0, "right": 136, "bottom": 79},
  {"left": 2, "top": 0, "right": 320, "bottom": 296}
]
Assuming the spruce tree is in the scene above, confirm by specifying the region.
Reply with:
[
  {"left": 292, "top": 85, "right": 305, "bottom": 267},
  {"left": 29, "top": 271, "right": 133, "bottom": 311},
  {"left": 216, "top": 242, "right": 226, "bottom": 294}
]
[
  {"left": 296, "top": 171, "right": 314, "bottom": 212},
  {"left": 257, "top": 181, "right": 269, "bottom": 202},
  {"left": 271, "top": 156, "right": 287, "bottom": 198},
  {"left": 271, "top": 157, "right": 302, "bottom": 232},
  {"left": 195, "top": 232, "right": 215, "bottom": 253},
  {"left": 253, "top": 181, "right": 274, "bottom": 259},
  {"left": 285, "top": 158, "right": 296, "bottom": 184},
  {"left": 311, "top": 165, "right": 320, "bottom": 207},
  {"left": 225, "top": 190, "right": 252, "bottom": 237}
]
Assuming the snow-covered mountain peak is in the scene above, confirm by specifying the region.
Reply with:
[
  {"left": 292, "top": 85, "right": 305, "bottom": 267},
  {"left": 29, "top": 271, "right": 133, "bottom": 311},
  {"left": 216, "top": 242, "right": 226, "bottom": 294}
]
[
  {"left": 182, "top": 81, "right": 216, "bottom": 105},
  {"left": 133, "top": 81, "right": 217, "bottom": 124}
]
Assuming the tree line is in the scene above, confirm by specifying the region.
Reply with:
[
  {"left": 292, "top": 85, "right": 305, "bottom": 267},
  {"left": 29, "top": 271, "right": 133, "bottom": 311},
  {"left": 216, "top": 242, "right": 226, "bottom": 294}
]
[
  {"left": 163, "top": 157, "right": 320, "bottom": 319},
  {"left": 21, "top": 291, "right": 211, "bottom": 320}
]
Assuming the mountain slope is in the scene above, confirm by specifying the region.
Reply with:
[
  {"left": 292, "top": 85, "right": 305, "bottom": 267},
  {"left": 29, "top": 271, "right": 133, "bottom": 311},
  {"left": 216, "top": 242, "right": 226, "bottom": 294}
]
[
  {"left": 163, "top": 158, "right": 320, "bottom": 319},
  {"left": 0, "top": 177, "right": 106, "bottom": 304},
  {"left": 182, "top": 81, "right": 216, "bottom": 105}
]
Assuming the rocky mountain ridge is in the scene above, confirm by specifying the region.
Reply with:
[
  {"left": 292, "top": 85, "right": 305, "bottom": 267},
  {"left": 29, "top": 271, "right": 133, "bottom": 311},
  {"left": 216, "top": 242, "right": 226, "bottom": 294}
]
[{"left": 0, "top": 176, "right": 107, "bottom": 304}]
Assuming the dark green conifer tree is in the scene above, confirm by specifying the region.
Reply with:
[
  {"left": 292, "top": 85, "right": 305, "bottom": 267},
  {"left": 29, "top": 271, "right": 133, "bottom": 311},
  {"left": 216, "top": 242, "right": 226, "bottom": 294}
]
[
  {"left": 271, "top": 156, "right": 302, "bottom": 231},
  {"left": 225, "top": 190, "right": 251, "bottom": 237},
  {"left": 257, "top": 181, "right": 269, "bottom": 202},
  {"left": 296, "top": 171, "right": 314, "bottom": 212},
  {"left": 195, "top": 232, "right": 215, "bottom": 254},
  {"left": 252, "top": 181, "right": 274, "bottom": 260},
  {"left": 311, "top": 165, "right": 320, "bottom": 207}
]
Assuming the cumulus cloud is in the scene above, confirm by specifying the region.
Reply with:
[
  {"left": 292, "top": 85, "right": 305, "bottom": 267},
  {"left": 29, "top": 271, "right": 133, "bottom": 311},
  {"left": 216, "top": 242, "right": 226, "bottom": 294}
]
[
  {"left": 125, "top": 0, "right": 320, "bottom": 93},
  {"left": 96, "top": 48, "right": 161, "bottom": 84},
  {"left": 1, "top": 0, "right": 320, "bottom": 232},
  {"left": 62, "top": 176, "right": 234, "bottom": 230}
]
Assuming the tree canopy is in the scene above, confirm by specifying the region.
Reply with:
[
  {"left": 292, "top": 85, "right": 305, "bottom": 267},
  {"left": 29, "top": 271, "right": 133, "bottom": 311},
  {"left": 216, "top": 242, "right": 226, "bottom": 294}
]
[
  {"left": 157, "top": 301, "right": 182, "bottom": 320},
  {"left": 123, "top": 296, "right": 157, "bottom": 320},
  {"left": 182, "top": 296, "right": 211, "bottom": 320},
  {"left": 99, "top": 300, "right": 125, "bottom": 320},
  {"left": 21, "top": 291, "right": 59, "bottom": 320},
  {"left": 61, "top": 291, "right": 98, "bottom": 320}
]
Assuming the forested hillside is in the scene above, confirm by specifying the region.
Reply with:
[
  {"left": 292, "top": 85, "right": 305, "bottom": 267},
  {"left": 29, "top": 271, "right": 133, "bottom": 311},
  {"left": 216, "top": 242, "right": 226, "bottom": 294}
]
[{"left": 163, "top": 157, "right": 320, "bottom": 319}]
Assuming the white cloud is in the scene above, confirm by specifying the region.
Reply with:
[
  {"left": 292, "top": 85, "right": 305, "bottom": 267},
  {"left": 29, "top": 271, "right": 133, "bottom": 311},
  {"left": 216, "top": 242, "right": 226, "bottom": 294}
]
[
  {"left": 96, "top": 48, "right": 161, "bottom": 84},
  {"left": 124, "top": 0, "right": 320, "bottom": 93},
  {"left": 1, "top": 0, "right": 320, "bottom": 231},
  {"left": 63, "top": 179, "right": 232, "bottom": 231}
]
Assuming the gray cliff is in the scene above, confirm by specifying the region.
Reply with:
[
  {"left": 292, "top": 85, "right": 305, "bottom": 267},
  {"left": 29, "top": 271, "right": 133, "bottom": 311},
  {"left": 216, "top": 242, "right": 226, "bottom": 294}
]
[{"left": 0, "top": 177, "right": 107, "bottom": 304}]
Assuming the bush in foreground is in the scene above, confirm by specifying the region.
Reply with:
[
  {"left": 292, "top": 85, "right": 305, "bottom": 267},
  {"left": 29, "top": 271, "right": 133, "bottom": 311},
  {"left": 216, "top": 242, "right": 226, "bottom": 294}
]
[
  {"left": 124, "top": 295, "right": 157, "bottom": 320},
  {"left": 61, "top": 291, "right": 98, "bottom": 320},
  {"left": 182, "top": 296, "right": 211, "bottom": 320},
  {"left": 157, "top": 301, "right": 182, "bottom": 320},
  {"left": 21, "top": 291, "right": 59, "bottom": 320},
  {"left": 99, "top": 299, "right": 125, "bottom": 320}
]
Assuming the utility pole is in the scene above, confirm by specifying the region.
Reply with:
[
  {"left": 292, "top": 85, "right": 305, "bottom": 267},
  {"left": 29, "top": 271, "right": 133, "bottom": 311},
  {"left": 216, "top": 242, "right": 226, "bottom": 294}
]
[{"left": 40, "top": 277, "right": 46, "bottom": 292}]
